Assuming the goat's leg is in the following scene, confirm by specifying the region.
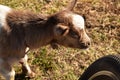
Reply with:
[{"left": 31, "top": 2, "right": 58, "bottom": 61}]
[
  {"left": 0, "top": 59, "right": 15, "bottom": 80},
  {"left": 19, "top": 54, "right": 35, "bottom": 78}
]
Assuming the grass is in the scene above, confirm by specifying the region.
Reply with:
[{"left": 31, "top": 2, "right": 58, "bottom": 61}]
[{"left": 0, "top": 0, "right": 120, "bottom": 80}]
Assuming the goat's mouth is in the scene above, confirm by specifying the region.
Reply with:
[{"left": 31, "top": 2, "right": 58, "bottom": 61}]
[
  {"left": 67, "top": 44, "right": 89, "bottom": 49},
  {"left": 79, "top": 43, "right": 90, "bottom": 49},
  {"left": 79, "top": 45, "right": 89, "bottom": 49}
]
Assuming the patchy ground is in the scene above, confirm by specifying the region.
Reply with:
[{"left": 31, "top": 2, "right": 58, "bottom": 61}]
[{"left": 0, "top": 0, "right": 120, "bottom": 80}]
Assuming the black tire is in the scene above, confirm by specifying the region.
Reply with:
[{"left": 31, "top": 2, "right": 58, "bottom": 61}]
[{"left": 79, "top": 55, "right": 120, "bottom": 80}]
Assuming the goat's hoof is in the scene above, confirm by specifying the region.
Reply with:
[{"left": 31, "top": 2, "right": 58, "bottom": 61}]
[{"left": 27, "top": 71, "right": 36, "bottom": 78}]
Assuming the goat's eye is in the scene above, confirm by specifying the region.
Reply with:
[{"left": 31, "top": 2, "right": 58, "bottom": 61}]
[{"left": 69, "top": 31, "right": 79, "bottom": 39}]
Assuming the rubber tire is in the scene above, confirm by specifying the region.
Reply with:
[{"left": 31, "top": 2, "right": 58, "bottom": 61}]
[{"left": 79, "top": 55, "right": 120, "bottom": 80}]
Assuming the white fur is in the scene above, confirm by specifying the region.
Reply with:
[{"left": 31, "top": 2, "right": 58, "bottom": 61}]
[
  {"left": 0, "top": 5, "right": 11, "bottom": 32},
  {"left": 72, "top": 14, "right": 85, "bottom": 29},
  {"left": 24, "top": 55, "right": 32, "bottom": 74},
  {"left": 21, "top": 55, "right": 32, "bottom": 74},
  {"left": 0, "top": 58, "right": 15, "bottom": 80},
  {"left": 6, "top": 69, "right": 15, "bottom": 79}
]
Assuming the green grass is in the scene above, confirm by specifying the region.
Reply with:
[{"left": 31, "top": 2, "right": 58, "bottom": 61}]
[{"left": 0, "top": 0, "right": 120, "bottom": 80}]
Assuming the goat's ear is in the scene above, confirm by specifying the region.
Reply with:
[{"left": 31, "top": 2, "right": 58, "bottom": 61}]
[{"left": 54, "top": 25, "right": 69, "bottom": 36}]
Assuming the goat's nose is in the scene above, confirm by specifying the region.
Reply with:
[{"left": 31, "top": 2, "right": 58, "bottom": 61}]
[
  {"left": 86, "top": 41, "right": 91, "bottom": 47},
  {"left": 81, "top": 41, "right": 91, "bottom": 48}
]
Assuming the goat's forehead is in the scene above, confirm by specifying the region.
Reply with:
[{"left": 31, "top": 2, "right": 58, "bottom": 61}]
[{"left": 71, "top": 14, "right": 85, "bottom": 29}]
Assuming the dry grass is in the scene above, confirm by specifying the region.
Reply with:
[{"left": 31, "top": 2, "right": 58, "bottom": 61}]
[{"left": 0, "top": 0, "right": 120, "bottom": 80}]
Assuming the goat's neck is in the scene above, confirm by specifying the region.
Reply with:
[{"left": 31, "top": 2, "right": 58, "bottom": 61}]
[
  {"left": 25, "top": 22, "right": 54, "bottom": 49},
  {"left": 6, "top": 10, "right": 55, "bottom": 49},
  {"left": 24, "top": 17, "right": 57, "bottom": 49}
]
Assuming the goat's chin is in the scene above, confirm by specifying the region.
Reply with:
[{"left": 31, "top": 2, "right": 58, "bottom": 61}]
[
  {"left": 64, "top": 45, "right": 89, "bottom": 50},
  {"left": 79, "top": 46, "right": 90, "bottom": 50},
  {"left": 79, "top": 45, "right": 89, "bottom": 49},
  {"left": 74, "top": 47, "right": 89, "bottom": 50},
  {"left": 58, "top": 44, "right": 89, "bottom": 50}
]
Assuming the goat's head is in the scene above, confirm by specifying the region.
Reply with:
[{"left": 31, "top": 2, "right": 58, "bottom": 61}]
[{"left": 49, "top": 0, "right": 91, "bottom": 49}]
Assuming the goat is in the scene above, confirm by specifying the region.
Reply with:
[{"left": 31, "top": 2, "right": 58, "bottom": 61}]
[{"left": 0, "top": 0, "right": 90, "bottom": 80}]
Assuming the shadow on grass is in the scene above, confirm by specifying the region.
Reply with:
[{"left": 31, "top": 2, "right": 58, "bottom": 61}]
[{"left": 15, "top": 73, "right": 31, "bottom": 80}]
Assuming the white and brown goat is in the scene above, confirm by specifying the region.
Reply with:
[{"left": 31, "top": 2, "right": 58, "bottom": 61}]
[{"left": 0, "top": 0, "right": 90, "bottom": 80}]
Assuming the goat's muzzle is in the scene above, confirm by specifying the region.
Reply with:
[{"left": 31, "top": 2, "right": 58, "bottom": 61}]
[
  {"left": 80, "top": 40, "right": 91, "bottom": 49},
  {"left": 79, "top": 31, "right": 91, "bottom": 49}
]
